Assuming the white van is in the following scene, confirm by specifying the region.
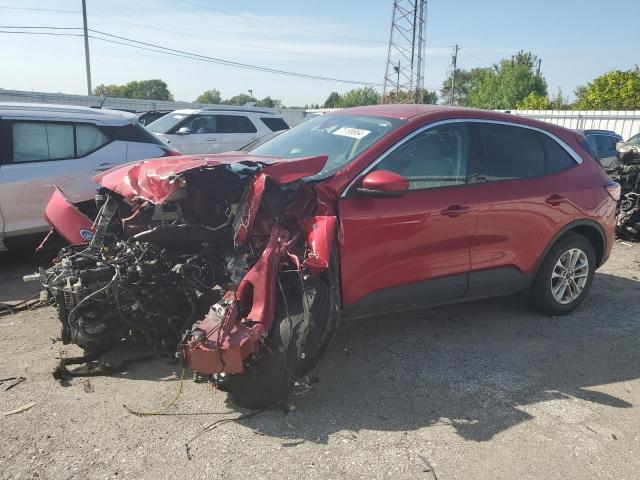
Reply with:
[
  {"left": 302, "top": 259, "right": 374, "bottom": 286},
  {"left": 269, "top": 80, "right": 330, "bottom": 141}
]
[
  {"left": 0, "top": 103, "right": 179, "bottom": 250},
  {"left": 146, "top": 108, "right": 289, "bottom": 154}
]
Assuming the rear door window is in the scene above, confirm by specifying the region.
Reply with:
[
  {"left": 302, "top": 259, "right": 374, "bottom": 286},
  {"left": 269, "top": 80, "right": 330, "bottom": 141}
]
[
  {"left": 596, "top": 135, "right": 618, "bottom": 159},
  {"left": 12, "top": 122, "right": 74, "bottom": 163},
  {"left": 219, "top": 115, "right": 257, "bottom": 133},
  {"left": 474, "top": 123, "right": 545, "bottom": 180}
]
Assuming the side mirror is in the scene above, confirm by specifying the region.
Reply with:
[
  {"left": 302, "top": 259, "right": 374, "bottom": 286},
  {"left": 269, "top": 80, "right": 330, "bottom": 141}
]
[
  {"left": 177, "top": 127, "right": 190, "bottom": 135},
  {"left": 356, "top": 170, "right": 409, "bottom": 198}
]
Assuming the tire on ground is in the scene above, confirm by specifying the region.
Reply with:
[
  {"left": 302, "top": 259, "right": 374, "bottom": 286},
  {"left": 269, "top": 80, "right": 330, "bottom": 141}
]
[
  {"left": 528, "top": 232, "right": 596, "bottom": 316},
  {"left": 221, "top": 251, "right": 341, "bottom": 410}
]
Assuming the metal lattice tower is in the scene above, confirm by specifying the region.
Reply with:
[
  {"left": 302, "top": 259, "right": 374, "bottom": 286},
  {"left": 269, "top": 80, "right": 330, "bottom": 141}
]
[{"left": 382, "top": 0, "right": 428, "bottom": 103}]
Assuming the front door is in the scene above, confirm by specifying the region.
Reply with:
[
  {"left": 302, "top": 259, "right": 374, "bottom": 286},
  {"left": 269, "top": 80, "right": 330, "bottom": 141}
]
[
  {"left": 338, "top": 121, "right": 477, "bottom": 316},
  {"left": 169, "top": 114, "right": 221, "bottom": 154}
]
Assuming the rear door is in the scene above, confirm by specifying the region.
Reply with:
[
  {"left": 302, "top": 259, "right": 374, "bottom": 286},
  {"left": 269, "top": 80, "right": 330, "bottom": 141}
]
[
  {"left": 0, "top": 119, "right": 124, "bottom": 237},
  {"left": 218, "top": 115, "right": 259, "bottom": 152},
  {"left": 338, "top": 121, "right": 478, "bottom": 315},
  {"left": 465, "top": 121, "right": 582, "bottom": 296}
]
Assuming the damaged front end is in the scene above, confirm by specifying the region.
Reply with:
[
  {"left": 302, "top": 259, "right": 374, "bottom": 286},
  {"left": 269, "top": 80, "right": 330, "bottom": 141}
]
[
  {"left": 31, "top": 154, "right": 340, "bottom": 409},
  {"left": 609, "top": 141, "right": 640, "bottom": 239}
]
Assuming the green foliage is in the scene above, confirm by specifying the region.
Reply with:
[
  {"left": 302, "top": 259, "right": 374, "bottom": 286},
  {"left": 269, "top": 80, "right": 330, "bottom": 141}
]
[
  {"left": 337, "top": 87, "right": 380, "bottom": 107},
  {"left": 516, "top": 92, "right": 550, "bottom": 110},
  {"left": 550, "top": 87, "right": 569, "bottom": 109},
  {"left": 93, "top": 79, "right": 173, "bottom": 100},
  {"left": 383, "top": 88, "right": 438, "bottom": 104},
  {"left": 440, "top": 69, "right": 474, "bottom": 106},
  {"left": 195, "top": 89, "right": 221, "bottom": 104},
  {"left": 323, "top": 91, "right": 341, "bottom": 108},
  {"left": 223, "top": 93, "right": 256, "bottom": 106},
  {"left": 256, "top": 96, "right": 282, "bottom": 108},
  {"left": 466, "top": 51, "right": 547, "bottom": 109},
  {"left": 575, "top": 68, "right": 640, "bottom": 110}
]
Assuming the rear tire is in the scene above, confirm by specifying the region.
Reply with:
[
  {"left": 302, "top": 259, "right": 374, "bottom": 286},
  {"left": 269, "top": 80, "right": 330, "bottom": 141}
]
[
  {"left": 528, "top": 232, "right": 596, "bottom": 316},
  {"left": 222, "top": 252, "right": 341, "bottom": 410}
]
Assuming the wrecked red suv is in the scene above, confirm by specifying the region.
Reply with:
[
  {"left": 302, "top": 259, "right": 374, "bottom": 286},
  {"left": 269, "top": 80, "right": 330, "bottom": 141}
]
[{"left": 32, "top": 105, "right": 618, "bottom": 409}]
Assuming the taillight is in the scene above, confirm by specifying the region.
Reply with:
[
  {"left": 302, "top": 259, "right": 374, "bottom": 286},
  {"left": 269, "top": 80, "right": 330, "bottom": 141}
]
[
  {"left": 162, "top": 147, "right": 183, "bottom": 157},
  {"left": 605, "top": 181, "right": 621, "bottom": 201}
]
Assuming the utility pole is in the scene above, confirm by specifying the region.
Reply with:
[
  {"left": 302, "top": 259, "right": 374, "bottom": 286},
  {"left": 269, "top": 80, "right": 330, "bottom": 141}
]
[
  {"left": 81, "top": 0, "right": 92, "bottom": 96},
  {"left": 536, "top": 58, "right": 542, "bottom": 77},
  {"left": 382, "top": 0, "right": 428, "bottom": 104},
  {"left": 449, "top": 44, "right": 459, "bottom": 106},
  {"left": 393, "top": 61, "right": 400, "bottom": 99}
]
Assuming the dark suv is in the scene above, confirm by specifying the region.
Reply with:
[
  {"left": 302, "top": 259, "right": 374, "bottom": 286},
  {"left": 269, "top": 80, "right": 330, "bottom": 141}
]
[{"left": 581, "top": 129, "right": 623, "bottom": 168}]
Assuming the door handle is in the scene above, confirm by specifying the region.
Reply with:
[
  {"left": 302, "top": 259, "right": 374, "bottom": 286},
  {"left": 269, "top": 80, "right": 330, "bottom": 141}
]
[
  {"left": 206, "top": 138, "right": 218, "bottom": 142},
  {"left": 93, "top": 162, "right": 118, "bottom": 172},
  {"left": 545, "top": 194, "right": 568, "bottom": 206},
  {"left": 441, "top": 205, "right": 470, "bottom": 217}
]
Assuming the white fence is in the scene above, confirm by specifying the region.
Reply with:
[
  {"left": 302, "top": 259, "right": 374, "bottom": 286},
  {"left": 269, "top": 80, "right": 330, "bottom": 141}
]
[
  {"left": 0, "top": 89, "right": 307, "bottom": 126},
  {"left": 509, "top": 110, "right": 640, "bottom": 140},
  {"left": 306, "top": 107, "right": 640, "bottom": 140}
]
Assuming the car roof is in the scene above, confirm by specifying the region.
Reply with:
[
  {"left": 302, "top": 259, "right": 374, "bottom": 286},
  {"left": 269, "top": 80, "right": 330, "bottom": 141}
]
[
  {"left": 577, "top": 129, "right": 621, "bottom": 136},
  {"left": 0, "top": 102, "right": 137, "bottom": 125},
  {"left": 171, "top": 108, "right": 279, "bottom": 116}
]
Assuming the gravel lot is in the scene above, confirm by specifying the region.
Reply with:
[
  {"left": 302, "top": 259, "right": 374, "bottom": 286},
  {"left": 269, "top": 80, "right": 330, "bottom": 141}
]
[{"left": 1, "top": 242, "right": 639, "bottom": 480}]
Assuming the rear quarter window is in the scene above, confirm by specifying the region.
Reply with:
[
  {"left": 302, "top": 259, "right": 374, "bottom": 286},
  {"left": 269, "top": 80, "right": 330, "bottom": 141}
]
[
  {"left": 536, "top": 132, "right": 576, "bottom": 174},
  {"left": 261, "top": 117, "right": 289, "bottom": 132},
  {"left": 104, "top": 123, "right": 166, "bottom": 145},
  {"left": 219, "top": 115, "right": 257, "bottom": 134}
]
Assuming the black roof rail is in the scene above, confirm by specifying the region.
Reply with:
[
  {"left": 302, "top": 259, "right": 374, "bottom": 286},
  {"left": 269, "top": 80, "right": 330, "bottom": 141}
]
[{"left": 199, "top": 107, "right": 276, "bottom": 115}]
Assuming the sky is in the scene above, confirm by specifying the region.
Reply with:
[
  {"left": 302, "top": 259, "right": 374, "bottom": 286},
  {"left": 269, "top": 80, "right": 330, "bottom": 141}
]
[{"left": 0, "top": 0, "right": 637, "bottom": 107}]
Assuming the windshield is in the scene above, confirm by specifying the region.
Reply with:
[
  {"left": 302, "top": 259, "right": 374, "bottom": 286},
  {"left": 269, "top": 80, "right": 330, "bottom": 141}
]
[
  {"left": 628, "top": 134, "right": 640, "bottom": 145},
  {"left": 146, "top": 112, "right": 191, "bottom": 133},
  {"left": 248, "top": 114, "right": 405, "bottom": 176}
]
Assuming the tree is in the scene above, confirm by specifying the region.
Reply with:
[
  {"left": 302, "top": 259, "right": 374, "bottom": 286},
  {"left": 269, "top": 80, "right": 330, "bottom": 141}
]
[
  {"left": 549, "top": 87, "right": 569, "bottom": 110},
  {"left": 465, "top": 51, "right": 547, "bottom": 109},
  {"left": 256, "top": 96, "right": 282, "bottom": 108},
  {"left": 223, "top": 93, "right": 256, "bottom": 106},
  {"left": 516, "top": 92, "right": 550, "bottom": 110},
  {"left": 335, "top": 87, "right": 380, "bottom": 107},
  {"left": 323, "top": 91, "right": 341, "bottom": 108},
  {"left": 94, "top": 79, "right": 173, "bottom": 101},
  {"left": 575, "top": 68, "right": 640, "bottom": 110},
  {"left": 382, "top": 88, "right": 437, "bottom": 104},
  {"left": 440, "top": 69, "right": 474, "bottom": 105},
  {"left": 195, "top": 89, "right": 221, "bottom": 104}
]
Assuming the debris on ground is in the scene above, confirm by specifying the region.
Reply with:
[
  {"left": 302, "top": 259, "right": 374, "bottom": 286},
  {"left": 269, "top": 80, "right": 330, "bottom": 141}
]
[
  {"left": 608, "top": 141, "right": 640, "bottom": 240},
  {"left": 0, "top": 292, "right": 53, "bottom": 317},
  {"left": 3, "top": 376, "right": 26, "bottom": 391},
  {"left": 2, "top": 401, "right": 37, "bottom": 416}
]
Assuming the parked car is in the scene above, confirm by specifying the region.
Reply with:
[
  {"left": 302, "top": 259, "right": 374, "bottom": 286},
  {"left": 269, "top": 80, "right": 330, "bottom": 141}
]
[
  {"left": 580, "top": 129, "right": 623, "bottom": 168},
  {"left": 145, "top": 108, "right": 289, "bottom": 154},
  {"left": 136, "top": 110, "right": 172, "bottom": 126},
  {"left": 0, "top": 103, "right": 180, "bottom": 251},
  {"left": 35, "top": 105, "right": 617, "bottom": 409}
]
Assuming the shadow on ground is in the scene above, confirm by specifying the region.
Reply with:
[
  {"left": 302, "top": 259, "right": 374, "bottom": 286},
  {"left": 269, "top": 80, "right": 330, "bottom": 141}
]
[
  {"left": 5, "top": 242, "right": 639, "bottom": 445},
  {"left": 241, "top": 271, "right": 640, "bottom": 443}
]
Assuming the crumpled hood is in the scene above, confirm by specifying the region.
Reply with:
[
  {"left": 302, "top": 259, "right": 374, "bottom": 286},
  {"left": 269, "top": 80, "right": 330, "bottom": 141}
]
[{"left": 93, "top": 153, "right": 328, "bottom": 204}]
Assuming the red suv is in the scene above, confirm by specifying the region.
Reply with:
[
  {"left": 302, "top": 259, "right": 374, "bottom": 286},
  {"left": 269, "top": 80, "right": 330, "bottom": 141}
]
[{"left": 36, "top": 105, "right": 618, "bottom": 409}]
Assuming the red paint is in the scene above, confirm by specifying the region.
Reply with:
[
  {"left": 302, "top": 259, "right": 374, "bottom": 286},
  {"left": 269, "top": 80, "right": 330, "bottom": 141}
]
[
  {"left": 44, "top": 187, "right": 94, "bottom": 244},
  {"left": 302, "top": 216, "right": 337, "bottom": 276},
  {"left": 93, "top": 153, "right": 327, "bottom": 204},
  {"left": 361, "top": 170, "right": 409, "bottom": 194},
  {"left": 234, "top": 173, "right": 268, "bottom": 246}
]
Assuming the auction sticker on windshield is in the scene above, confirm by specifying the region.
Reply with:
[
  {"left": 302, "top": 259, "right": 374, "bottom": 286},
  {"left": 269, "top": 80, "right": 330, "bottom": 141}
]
[{"left": 332, "top": 127, "right": 371, "bottom": 139}]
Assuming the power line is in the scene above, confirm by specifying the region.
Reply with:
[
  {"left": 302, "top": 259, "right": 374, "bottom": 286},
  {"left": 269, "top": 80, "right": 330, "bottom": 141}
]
[
  {"left": 176, "top": 0, "right": 386, "bottom": 45},
  {"left": 0, "top": 29, "right": 82, "bottom": 37},
  {"left": 0, "top": 5, "right": 385, "bottom": 64},
  {"left": 89, "top": 29, "right": 382, "bottom": 85},
  {"left": 0, "top": 26, "right": 381, "bottom": 86}
]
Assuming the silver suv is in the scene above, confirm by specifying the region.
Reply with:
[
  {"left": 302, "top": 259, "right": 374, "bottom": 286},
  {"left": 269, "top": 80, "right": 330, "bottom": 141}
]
[
  {"left": 0, "top": 103, "right": 179, "bottom": 251},
  {"left": 146, "top": 108, "right": 289, "bottom": 154}
]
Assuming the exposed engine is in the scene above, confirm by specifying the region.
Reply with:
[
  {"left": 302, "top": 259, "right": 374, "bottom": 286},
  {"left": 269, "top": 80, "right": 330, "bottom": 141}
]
[
  {"left": 30, "top": 154, "right": 339, "bottom": 411},
  {"left": 609, "top": 141, "right": 640, "bottom": 239}
]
